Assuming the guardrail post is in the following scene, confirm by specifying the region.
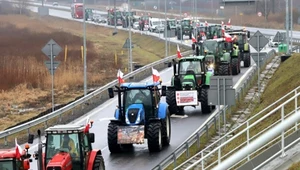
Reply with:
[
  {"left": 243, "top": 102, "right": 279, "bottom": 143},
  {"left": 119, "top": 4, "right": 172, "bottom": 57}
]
[
  {"left": 214, "top": 116, "right": 217, "bottom": 131},
  {"left": 201, "top": 151, "right": 204, "bottom": 169},
  {"left": 173, "top": 153, "right": 177, "bottom": 168},
  {"left": 247, "top": 121, "right": 250, "bottom": 161},
  {"left": 280, "top": 106, "right": 287, "bottom": 158},
  {"left": 218, "top": 147, "right": 221, "bottom": 164},
  {"left": 186, "top": 142, "right": 189, "bottom": 158},
  {"left": 206, "top": 124, "right": 209, "bottom": 139},
  {"left": 197, "top": 132, "right": 200, "bottom": 148},
  {"left": 295, "top": 90, "right": 298, "bottom": 131},
  {"left": 59, "top": 114, "right": 62, "bottom": 122},
  {"left": 4, "top": 136, "right": 7, "bottom": 146},
  {"left": 27, "top": 128, "right": 30, "bottom": 136},
  {"left": 44, "top": 121, "right": 48, "bottom": 128},
  {"left": 71, "top": 109, "right": 74, "bottom": 115}
]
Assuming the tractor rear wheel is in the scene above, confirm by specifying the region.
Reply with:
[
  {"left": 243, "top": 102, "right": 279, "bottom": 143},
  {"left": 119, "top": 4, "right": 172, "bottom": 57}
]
[
  {"left": 162, "top": 111, "right": 171, "bottom": 146},
  {"left": 177, "top": 31, "right": 181, "bottom": 40},
  {"left": 218, "top": 64, "right": 229, "bottom": 75},
  {"left": 189, "top": 32, "right": 192, "bottom": 39},
  {"left": 166, "top": 90, "right": 182, "bottom": 115},
  {"left": 244, "top": 53, "right": 251, "bottom": 67},
  {"left": 231, "top": 58, "right": 239, "bottom": 75},
  {"left": 107, "top": 122, "right": 122, "bottom": 153},
  {"left": 147, "top": 121, "right": 163, "bottom": 152},
  {"left": 200, "top": 89, "right": 211, "bottom": 114},
  {"left": 92, "top": 152, "right": 105, "bottom": 170}
]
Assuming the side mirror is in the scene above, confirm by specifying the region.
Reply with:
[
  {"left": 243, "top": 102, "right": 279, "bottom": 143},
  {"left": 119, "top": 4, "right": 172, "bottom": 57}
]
[
  {"left": 192, "top": 43, "right": 195, "bottom": 50},
  {"left": 167, "top": 62, "right": 172, "bottom": 67},
  {"left": 108, "top": 88, "right": 114, "bottom": 98},
  {"left": 247, "top": 31, "right": 250, "bottom": 38},
  {"left": 89, "top": 133, "right": 95, "bottom": 143},
  {"left": 28, "top": 134, "right": 34, "bottom": 144},
  {"left": 196, "top": 46, "right": 199, "bottom": 56},
  {"left": 161, "top": 86, "right": 167, "bottom": 96}
]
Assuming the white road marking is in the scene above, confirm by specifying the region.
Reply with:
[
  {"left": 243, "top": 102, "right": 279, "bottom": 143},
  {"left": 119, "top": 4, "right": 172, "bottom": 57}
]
[
  {"left": 171, "top": 114, "right": 189, "bottom": 118},
  {"left": 99, "top": 117, "right": 115, "bottom": 121}
]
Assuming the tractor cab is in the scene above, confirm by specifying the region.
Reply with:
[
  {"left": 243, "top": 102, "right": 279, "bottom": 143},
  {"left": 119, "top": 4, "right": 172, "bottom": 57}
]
[
  {"left": 28, "top": 124, "right": 105, "bottom": 170},
  {"left": 176, "top": 18, "right": 193, "bottom": 40},
  {"left": 0, "top": 144, "right": 32, "bottom": 170},
  {"left": 206, "top": 25, "right": 223, "bottom": 39},
  {"left": 166, "top": 19, "right": 176, "bottom": 30}
]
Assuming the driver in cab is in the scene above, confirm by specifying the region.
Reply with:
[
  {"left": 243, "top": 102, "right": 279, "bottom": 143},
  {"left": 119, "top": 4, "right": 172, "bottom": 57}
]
[{"left": 61, "top": 135, "right": 78, "bottom": 157}]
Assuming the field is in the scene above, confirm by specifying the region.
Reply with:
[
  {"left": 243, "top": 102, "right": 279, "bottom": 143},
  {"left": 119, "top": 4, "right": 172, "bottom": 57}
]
[{"left": 0, "top": 9, "right": 188, "bottom": 131}]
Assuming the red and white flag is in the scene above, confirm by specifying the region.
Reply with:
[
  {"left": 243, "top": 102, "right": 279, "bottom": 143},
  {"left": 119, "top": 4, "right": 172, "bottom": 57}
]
[
  {"left": 192, "top": 33, "right": 197, "bottom": 43},
  {"left": 117, "top": 69, "right": 125, "bottom": 84},
  {"left": 15, "top": 138, "right": 22, "bottom": 159},
  {"left": 205, "top": 21, "right": 208, "bottom": 27},
  {"left": 227, "top": 18, "right": 231, "bottom": 28},
  {"left": 83, "top": 117, "right": 92, "bottom": 133},
  {"left": 221, "top": 21, "right": 224, "bottom": 27},
  {"left": 152, "top": 67, "right": 160, "bottom": 83},
  {"left": 177, "top": 44, "right": 182, "bottom": 59},
  {"left": 224, "top": 32, "right": 235, "bottom": 42}
]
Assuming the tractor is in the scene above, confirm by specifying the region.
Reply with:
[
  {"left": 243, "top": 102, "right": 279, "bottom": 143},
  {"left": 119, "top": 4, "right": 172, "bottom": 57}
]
[
  {"left": 139, "top": 15, "right": 150, "bottom": 31},
  {"left": 107, "top": 82, "right": 171, "bottom": 153},
  {"left": 121, "top": 11, "right": 137, "bottom": 28},
  {"left": 107, "top": 9, "right": 122, "bottom": 26},
  {"left": 166, "top": 18, "right": 177, "bottom": 31},
  {"left": 28, "top": 123, "right": 105, "bottom": 170},
  {"left": 195, "top": 38, "right": 241, "bottom": 75},
  {"left": 85, "top": 8, "right": 94, "bottom": 21},
  {"left": 226, "top": 29, "right": 251, "bottom": 67},
  {"left": 163, "top": 55, "right": 215, "bottom": 115},
  {"left": 176, "top": 18, "right": 193, "bottom": 40},
  {"left": 0, "top": 144, "right": 32, "bottom": 170},
  {"left": 205, "top": 25, "right": 223, "bottom": 40}
]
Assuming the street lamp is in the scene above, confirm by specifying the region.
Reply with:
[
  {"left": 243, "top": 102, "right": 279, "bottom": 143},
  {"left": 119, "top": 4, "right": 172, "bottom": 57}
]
[
  {"left": 129, "top": 0, "right": 133, "bottom": 72},
  {"left": 83, "top": 0, "right": 87, "bottom": 96},
  {"left": 164, "top": 0, "right": 168, "bottom": 57}
]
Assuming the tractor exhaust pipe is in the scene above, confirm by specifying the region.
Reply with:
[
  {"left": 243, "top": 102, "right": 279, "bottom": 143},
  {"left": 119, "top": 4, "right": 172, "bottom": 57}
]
[
  {"left": 115, "top": 86, "right": 124, "bottom": 121},
  {"left": 172, "top": 59, "right": 176, "bottom": 76},
  {"left": 37, "top": 130, "right": 43, "bottom": 170}
]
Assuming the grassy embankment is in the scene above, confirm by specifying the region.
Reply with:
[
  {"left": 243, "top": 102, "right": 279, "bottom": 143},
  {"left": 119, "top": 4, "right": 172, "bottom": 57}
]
[{"left": 0, "top": 8, "right": 189, "bottom": 134}]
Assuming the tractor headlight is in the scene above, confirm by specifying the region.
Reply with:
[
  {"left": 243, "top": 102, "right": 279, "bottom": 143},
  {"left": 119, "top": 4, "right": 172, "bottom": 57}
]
[{"left": 209, "top": 64, "right": 214, "bottom": 69}]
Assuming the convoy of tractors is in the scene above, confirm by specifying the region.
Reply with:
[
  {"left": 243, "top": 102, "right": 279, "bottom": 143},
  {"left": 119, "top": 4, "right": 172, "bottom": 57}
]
[{"left": 0, "top": 7, "right": 254, "bottom": 170}]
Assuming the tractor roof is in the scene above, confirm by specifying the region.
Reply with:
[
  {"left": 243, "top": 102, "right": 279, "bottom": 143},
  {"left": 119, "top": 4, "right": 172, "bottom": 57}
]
[
  {"left": 199, "top": 38, "right": 225, "bottom": 43},
  {"left": 45, "top": 124, "right": 85, "bottom": 133},
  {"left": 120, "top": 82, "right": 160, "bottom": 89},
  {"left": 0, "top": 149, "right": 24, "bottom": 159},
  {"left": 179, "top": 55, "right": 205, "bottom": 61}
]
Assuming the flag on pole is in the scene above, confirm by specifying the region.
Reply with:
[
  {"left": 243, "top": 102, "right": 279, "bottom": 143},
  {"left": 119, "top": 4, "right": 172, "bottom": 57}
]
[
  {"left": 192, "top": 33, "right": 197, "bottom": 43},
  {"left": 83, "top": 117, "right": 91, "bottom": 133},
  {"left": 227, "top": 18, "right": 231, "bottom": 28},
  {"left": 117, "top": 69, "right": 125, "bottom": 84},
  {"left": 15, "top": 138, "right": 22, "bottom": 159},
  {"left": 152, "top": 67, "right": 160, "bottom": 83},
  {"left": 205, "top": 21, "right": 208, "bottom": 27},
  {"left": 177, "top": 44, "right": 182, "bottom": 59}
]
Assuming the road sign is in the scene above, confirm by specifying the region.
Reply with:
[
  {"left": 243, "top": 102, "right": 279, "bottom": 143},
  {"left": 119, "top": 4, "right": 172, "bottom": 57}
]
[
  {"left": 249, "top": 30, "right": 269, "bottom": 52},
  {"left": 273, "top": 31, "right": 286, "bottom": 43},
  {"left": 208, "top": 76, "right": 235, "bottom": 106},
  {"left": 153, "top": 6, "right": 157, "bottom": 10},
  {"left": 258, "top": 12, "right": 262, "bottom": 17},
  {"left": 41, "top": 39, "right": 62, "bottom": 59},
  {"left": 122, "top": 38, "right": 134, "bottom": 49},
  {"left": 44, "top": 61, "right": 60, "bottom": 75}
]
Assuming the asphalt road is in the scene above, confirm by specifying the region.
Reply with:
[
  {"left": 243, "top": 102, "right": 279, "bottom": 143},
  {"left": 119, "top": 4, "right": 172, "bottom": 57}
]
[{"left": 24, "top": 6, "right": 274, "bottom": 170}]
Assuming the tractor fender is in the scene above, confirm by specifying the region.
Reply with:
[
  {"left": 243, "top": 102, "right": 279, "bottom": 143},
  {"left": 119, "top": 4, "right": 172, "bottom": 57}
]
[
  {"left": 157, "top": 102, "right": 168, "bottom": 119},
  {"left": 114, "top": 109, "right": 120, "bottom": 120},
  {"left": 171, "top": 76, "right": 175, "bottom": 86},
  {"left": 86, "top": 150, "right": 101, "bottom": 170},
  {"left": 205, "top": 72, "right": 213, "bottom": 85}
]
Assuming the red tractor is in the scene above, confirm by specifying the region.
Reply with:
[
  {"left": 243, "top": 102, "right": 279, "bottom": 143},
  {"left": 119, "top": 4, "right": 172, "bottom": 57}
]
[
  {"left": 0, "top": 143, "right": 32, "bottom": 170},
  {"left": 28, "top": 121, "right": 105, "bottom": 170}
]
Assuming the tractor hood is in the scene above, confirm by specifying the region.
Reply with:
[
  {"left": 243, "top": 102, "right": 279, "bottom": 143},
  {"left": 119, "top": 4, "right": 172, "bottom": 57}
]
[
  {"left": 125, "top": 104, "right": 145, "bottom": 125},
  {"left": 46, "top": 151, "right": 72, "bottom": 169}
]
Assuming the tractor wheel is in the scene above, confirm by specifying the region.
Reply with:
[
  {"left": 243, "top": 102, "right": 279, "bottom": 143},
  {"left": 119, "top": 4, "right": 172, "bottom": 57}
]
[
  {"left": 177, "top": 31, "right": 181, "bottom": 40},
  {"left": 200, "top": 89, "right": 211, "bottom": 114},
  {"left": 147, "top": 121, "right": 163, "bottom": 152},
  {"left": 107, "top": 122, "right": 122, "bottom": 153},
  {"left": 92, "top": 152, "right": 105, "bottom": 170},
  {"left": 189, "top": 32, "right": 192, "bottom": 39},
  {"left": 162, "top": 111, "right": 171, "bottom": 146},
  {"left": 231, "top": 58, "right": 239, "bottom": 75},
  {"left": 166, "top": 90, "right": 182, "bottom": 115},
  {"left": 218, "top": 64, "right": 229, "bottom": 75},
  {"left": 244, "top": 53, "right": 251, "bottom": 67}
]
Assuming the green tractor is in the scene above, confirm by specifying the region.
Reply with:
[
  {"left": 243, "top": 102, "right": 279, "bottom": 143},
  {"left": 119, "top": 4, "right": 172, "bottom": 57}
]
[
  {"left": 226, "top": 29, "right": 251, "bottom": 67},
  {"left": 163, "top": 55, "right": 215, "bottom": 115},
  {"left": 195, "top": 38, "right": 241, "bottom": 75},
  {"left": 205, "top": 25, "right": 223, "bottom": 40},
  {"left": 121, "top": 11, "right": 137, "bottom": 28},
  {"left": 85, "top": 8, "right": 94, "bottom": 21},
  {"left": 166, "top": 18, "right": 177, "bottom": 30},
  {"left": 176, "top": 18, "right": 193, "bottom": 40}
]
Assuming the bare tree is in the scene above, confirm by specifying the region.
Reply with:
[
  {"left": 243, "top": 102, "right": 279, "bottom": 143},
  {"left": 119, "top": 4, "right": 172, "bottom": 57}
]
[
  {"left": 17, "top": 0, "right": 28, "bottom": 15},
  {"left": 255, "top": 0, "right": 272, "bottom": 21}
]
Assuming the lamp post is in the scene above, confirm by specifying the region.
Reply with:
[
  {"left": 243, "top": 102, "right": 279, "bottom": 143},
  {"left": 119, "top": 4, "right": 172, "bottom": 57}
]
[
  {"left": 129, "top": 0, "right": 133, "bottom": 72},
  {"left": 164, "top": 0, "right": 168, "bottom": 57},
  {"left": 83, "top": 0, "right": 87, "bottom": 96}
]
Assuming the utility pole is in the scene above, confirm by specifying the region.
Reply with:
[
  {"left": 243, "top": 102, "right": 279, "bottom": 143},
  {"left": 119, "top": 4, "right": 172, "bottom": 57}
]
[
  {"left": 265, "top": 0, "right": 267, "bottom": 21},
  {"left": 83, "top": 0, "right": 87, "bottom": 96},
  {"left": 129, "top": 0, "right": 133, "bottom": 72},
  {"left": 164, "top": 0, "right": 168, "bottom": 57},
  {"left": 291, "top": 0, "right": 293, "bottom": 50},
  {"left": 286, "top": 0, "right": 290, "bottom": 54},
  {"left": 180, "top": 0, "right": 182, "bottom": 44}
]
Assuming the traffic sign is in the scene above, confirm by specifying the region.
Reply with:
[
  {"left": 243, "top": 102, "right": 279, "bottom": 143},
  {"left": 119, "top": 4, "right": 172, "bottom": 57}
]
[
  {"left": 153, "top": 6, "right": 157, "bottom": 10},
  {"left": 249, "top": 30, "right": 269, "bottom": 52},
  {"left": 273, "top": 31, "right": 286, "bottom": 43},
  {"left": 41, "top": 39, "right": 62, "bottom": 59},
  {"left": 258, "top": 12, "right": 262, "bottom": 17},
  {"left": 122, "top": 38, "right": 134, "bottom": 49},
  {"left": 44, "top": 61, "right": 60, "bottom": 75}
]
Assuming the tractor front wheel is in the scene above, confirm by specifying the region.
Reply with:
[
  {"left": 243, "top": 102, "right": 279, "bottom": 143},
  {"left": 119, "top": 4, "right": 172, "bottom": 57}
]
[
  {"left": 200, "top": 89, "right": 211, "bottom": 114},
  {"left": 244, "top": 53, "right": 251, "bottom": 67},
  {"left": 92, "top": 152, "right": 105, "bottom": 170},
  {"left": 147, "top": 121, "right": 163, "bottom": 152},
  {"left": 166, "top": 90, "right": 183, "bottom": 115},
  {"left": 231, "top": 58, "right": 239, "bottom": 75},
  {"left": 162, "top": 111, "right": 171, "bottom": 146},
  {"left": 218, "top": 64, "right": 229, "bottom": 75},
  {"left": 107, "top": 122, "right": 122, "bottom": 153}
]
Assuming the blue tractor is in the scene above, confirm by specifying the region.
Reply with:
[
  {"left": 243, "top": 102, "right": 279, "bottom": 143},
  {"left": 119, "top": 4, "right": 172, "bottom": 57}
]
[{"left": 107, "top": 82, "right": 171, "bottom": 153}]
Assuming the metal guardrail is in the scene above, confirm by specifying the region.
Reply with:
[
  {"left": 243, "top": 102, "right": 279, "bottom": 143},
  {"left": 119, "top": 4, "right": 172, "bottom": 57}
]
[
  {"left": 0, "top": 50, "right": 192, "bottom": 142},
  {"left": 152, "top": 49, "right": 276, "bottom": 170}
]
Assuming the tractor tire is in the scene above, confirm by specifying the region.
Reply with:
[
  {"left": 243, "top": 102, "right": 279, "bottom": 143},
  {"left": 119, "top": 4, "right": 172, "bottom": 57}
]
[
  {"left": 189, "top": 32, "right": 192, "bottom": 39},
  {"left": 92, "top": 152, "right": 105, "bottom": 170},
  {"left": 200, "top": 89, "right": 211, "bottom": 114},
  {"left": 218, "top": 64, "right": 229, "bottom": 75},
  {"left": 166, "top": 90, "right": 182, "bottom": 115},
  {"left": 177, "top": 31, "right": 181, "bottom": 40},
  {"left": 147, "top": 121, "right": 163, "bottom": 152},
  {"left": 107, "top": 122, "right": 122, "bottom": 153},
  {"left": 162, "top": 111, "right": 171, "bottom": 146},
  {"left": 231, "top": 58, "right": 239, "bottom": 75},
  {"left": 244, "top": 53, "right": 251, "bottom": 67}
]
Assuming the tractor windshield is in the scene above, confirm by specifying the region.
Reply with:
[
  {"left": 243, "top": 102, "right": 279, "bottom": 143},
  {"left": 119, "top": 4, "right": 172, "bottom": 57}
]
[
  {"left": 168, "top": 20, "right": 176, "bottom": 26},
  {"left": 203, "top": 40, "right": 218, "bottom": 54},
  {"left": 0, "top": 160, "right": 13, "bottom": 170},
  {"left": 45, "top": 133, "right": 81, "bottom": 164},
  {"left": 124, "top": 89, "right": 152, "bottom": 109},
  {"left": 179, "top": 60, "right": 202, "bottom": 75},
  {"left": 182, "top": 20, "right": 190, "bottom": 26}
]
